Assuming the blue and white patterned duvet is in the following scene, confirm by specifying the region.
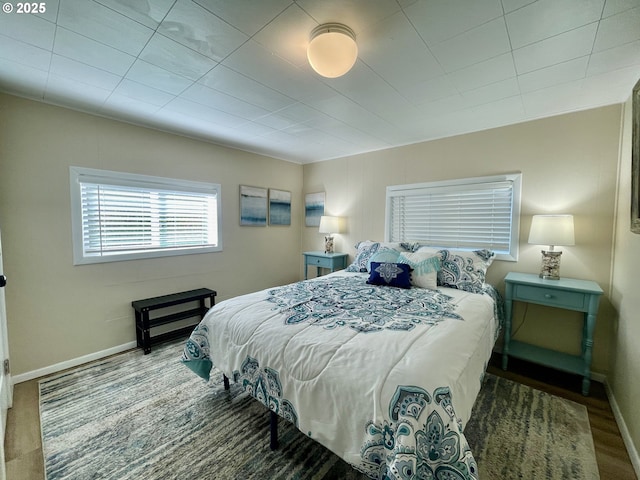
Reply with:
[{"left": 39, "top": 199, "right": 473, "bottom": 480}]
[{"left": 183, "top": 272, "right": 500, "bottom": 479}]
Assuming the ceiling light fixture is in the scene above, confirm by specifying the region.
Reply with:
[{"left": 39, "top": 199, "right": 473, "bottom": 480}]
[{"left": 307, "top": 23, "right": 358, "bottom": 78}]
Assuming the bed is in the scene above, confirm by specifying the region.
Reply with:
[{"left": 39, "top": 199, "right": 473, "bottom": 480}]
[{"left": 182, "top": 242, "right": 503, "bottom": 479}]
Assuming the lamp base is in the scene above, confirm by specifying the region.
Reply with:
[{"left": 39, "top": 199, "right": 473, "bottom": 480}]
[
  {"left": 539, "top": 250, "right": 562, "bottom": 280},
  {"left": 324, "top": 236, "right": 334, "bottom": 254}
]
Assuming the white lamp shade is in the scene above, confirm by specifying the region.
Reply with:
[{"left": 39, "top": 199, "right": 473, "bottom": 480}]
[
  {"left": 528, "top": 215, "right": 575, "bottom": 247},
  {"left": 319, "top": 215, "right": 343, "bottom": 234},
  {"left": 307, "top": 24, "right": 357, "bottom": 78}
]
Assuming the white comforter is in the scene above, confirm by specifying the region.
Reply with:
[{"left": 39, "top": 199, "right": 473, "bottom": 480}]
[{"left": 182, "top": 271, "right": 500, "bottom": 479}]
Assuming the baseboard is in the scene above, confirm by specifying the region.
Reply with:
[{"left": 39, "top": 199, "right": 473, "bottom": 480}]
[
  {"left": 605, "top": 380, "right": 640, "bottom": 478},
  {"left": 591, "top": 371, "right": 606, "bottom": 384},
  {"left": 12, "top": 341, "right": 138, "bottom": 384}
]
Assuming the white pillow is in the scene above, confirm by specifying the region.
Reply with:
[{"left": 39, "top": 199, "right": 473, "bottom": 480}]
[
  {"left": 397, "top": 251, "right": 441, "bottom": 289},
  {"left": 415, "top": 246, "right": 440, "bottom": 255}
]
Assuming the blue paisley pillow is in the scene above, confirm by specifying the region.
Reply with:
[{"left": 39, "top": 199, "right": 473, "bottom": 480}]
[
  {"left": 437, "top": 249, "right": 495, "bottom": 293},
  {"left": 367, "top": 262, "right": 412, "bottom": 289},
  {"left": 345, "top": 241, "right": 406, "bottom": 272},
  {"left": 345, "top": 242, "right": 381, "bottom": 272}
]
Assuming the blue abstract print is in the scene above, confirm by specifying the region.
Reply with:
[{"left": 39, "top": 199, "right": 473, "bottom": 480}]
[{"left": 267, "top": 276, "right": 461, "bottom": 333}]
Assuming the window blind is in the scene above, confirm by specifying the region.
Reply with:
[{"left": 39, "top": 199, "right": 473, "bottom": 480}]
[
  {"left": 70, "top": 167, "right": 222, "bottom": 264},
  {"left": 386, "top": 174, "right": 521, "bottom": 260}
]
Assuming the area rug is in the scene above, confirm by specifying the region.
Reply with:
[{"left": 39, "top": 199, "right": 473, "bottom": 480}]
[{"left": 39, "top": 341, "right": 599, "bottom": 480}]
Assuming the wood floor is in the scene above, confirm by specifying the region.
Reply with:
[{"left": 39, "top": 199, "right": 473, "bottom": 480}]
[
  {"left": 486, "top": 356, "right": 637, "bottom": 480},
  {"left": 3, "top": 354, "right": 637, "bottom": 480}
]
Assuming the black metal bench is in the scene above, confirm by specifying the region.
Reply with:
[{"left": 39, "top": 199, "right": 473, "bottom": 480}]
[{"left": 132, "top": 288, "right": 216, "bottom": 354}]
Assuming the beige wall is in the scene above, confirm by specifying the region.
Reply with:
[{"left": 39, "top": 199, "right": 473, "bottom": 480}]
[
  {"left": 610, "top": 93, "right": 640, "bottom": 471},
  {"left": 1, "top": 90, "right": 637, "bottom": 469},
  {"left": 0, "top": 94, "right": 303, "bottom": 376},
  {"left": 303, "top": 105, "right": 622, "bottom": 375}
]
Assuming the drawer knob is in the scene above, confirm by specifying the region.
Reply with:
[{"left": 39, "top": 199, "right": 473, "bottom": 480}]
[{"left": 544, "top": 293, "right": 552, "bottom": 299}]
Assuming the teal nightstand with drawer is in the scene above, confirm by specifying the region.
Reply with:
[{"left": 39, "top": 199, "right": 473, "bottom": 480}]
[
  {"left": 502, "top": 272, "right": 603, "bottom": 395},
  {"left": 303, "top": 251, "right": 348, "bottom": 279}
]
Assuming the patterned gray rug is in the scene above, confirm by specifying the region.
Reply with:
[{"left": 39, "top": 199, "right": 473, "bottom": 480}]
[{"left": 39, "top": 341, "right": 599, "bottom": 480}]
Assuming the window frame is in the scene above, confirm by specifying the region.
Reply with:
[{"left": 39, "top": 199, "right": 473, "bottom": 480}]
[
  {"left": 70, "top": 166, "right": 222, "bottom": 265},
  {"left": 384, "top": 173, "right": 522, "bottom": 261}
]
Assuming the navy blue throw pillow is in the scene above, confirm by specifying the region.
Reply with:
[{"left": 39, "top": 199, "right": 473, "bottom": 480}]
[{"left": 367, "top": 262, "right": 412, "bottom": 289}]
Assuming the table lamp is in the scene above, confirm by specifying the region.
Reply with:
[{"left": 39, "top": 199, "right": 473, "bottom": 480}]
[
  {"left": 528, "top": 214, "right": 575, "bottom": 280},
  {"left": 319, "top": 216, "right": 343, "bottom": 253}
]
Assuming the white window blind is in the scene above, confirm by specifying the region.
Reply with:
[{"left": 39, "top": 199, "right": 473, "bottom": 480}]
[
  {"left": 70, "top": 167, "right": 222, "bottom": 264},
  {"left": 385, "top": 174, "right": 521, "bottom": 261}
]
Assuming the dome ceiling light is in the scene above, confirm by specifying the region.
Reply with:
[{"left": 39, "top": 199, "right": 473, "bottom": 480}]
[{"left": 307, "top": 23, "right": 358, "bottom": 78}]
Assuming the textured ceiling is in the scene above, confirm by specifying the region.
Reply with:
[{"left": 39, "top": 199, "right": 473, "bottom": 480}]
[{"left": 1, "top": 0, "right": 639, "bottom": 164}]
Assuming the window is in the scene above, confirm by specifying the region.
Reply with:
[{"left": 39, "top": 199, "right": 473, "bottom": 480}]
[
  {"left": 385, "top": 173, "right": 522, "bottom": 261},
  {"left": 70, "top": 167, "right": 222, "bottom": 265}
]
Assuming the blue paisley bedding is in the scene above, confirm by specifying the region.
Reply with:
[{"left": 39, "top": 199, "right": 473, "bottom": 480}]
[
  {"left": 266, "top": 275, "right": 462, "bottom": 332},
  {"left": 182, "top": 272, "right": 501, "bottom": 479}
]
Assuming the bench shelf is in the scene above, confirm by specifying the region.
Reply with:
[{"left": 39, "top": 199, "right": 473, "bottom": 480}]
[{"left": 132, "top": 288, "right": 216, "bottom": 354}]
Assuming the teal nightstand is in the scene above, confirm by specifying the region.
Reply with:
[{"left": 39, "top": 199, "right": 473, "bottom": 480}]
[
  {"left": 303, "top": 251, "right": 348, "bottom": 280},
  {"left": 502, "top": 272, "right": 603, "bottom": 395}
]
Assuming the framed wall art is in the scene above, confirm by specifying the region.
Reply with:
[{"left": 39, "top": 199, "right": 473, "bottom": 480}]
[
  {"left": 269, "top": 189, "right": 291, "bottom": 226},
  {"left": 240, "top": 185, "right": 267, "bottom": 226},
  {"left": 631, "top": 78, "right": 640, "bottom": 234},
  {"left": 305, "top": 192, "right": 325, "bottom": 227}
]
